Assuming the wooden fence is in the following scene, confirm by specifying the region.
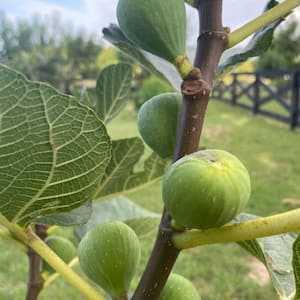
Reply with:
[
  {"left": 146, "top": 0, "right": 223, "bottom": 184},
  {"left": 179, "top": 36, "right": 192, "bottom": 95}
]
[{"left": 213, "top": 70, "right": 300, "bottom": 129}]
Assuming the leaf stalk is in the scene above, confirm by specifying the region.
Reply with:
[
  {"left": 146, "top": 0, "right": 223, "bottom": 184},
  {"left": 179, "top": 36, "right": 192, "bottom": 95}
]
[
  {"left": 173, "top": 209, "right": 300, "bottom": 249},
  {"left": 228, "top": 0, "right": 300, "bottom": 48}
]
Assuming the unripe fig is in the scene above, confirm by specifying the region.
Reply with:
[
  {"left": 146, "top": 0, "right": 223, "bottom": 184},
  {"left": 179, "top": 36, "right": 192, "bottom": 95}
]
[
  {"left": 160, "top": 273, "right": 201, "bottom": 300},
  {"left": 117, "top": 0, "right": 189, "bottom": 70},
  {"left": 78, "top": 221, "right": 141, "bottom": 298},
  {"left": 163, "top": 149, "right": 251, "bottom": 229},
  {"left": 137, "top": 93, "right": 181, "bottom": 158},
  {"left": 42, "top": 235, "right": 76, "bottom": 274}
]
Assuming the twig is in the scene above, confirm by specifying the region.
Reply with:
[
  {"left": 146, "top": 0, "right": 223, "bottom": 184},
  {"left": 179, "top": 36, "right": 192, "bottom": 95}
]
[{"left": 26, "top": 224, "right": 47, "bottom": 300}]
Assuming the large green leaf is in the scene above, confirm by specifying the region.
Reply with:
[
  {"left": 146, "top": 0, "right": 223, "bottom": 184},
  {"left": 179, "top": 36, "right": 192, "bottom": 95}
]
[
  {"left": 94, "top": 137, "right": 168, "bottom": 201},
  {"left": 37, "top": 200, "right": 92, "bottom": 226},
  {"left": 126, "top": 217, "right": 160, "bottom": 240},
  {"left": 235, "top": 214, "right": 295, "bottom": 299},
  {"left": 292, "top": 235, "right": 300, "bottom": 299},
  {"left": 216, "top": 0, "right": 283, "bottom": 81},
  {"left": 102, "top": 25, "right": 179, "bottom": 88},
  {"left": 0, "top": 64, "right": 111, "bottom": 227},
  {"left": 74, "top": 197, "right": 160, "bottom": 240},
  {"left": 96, "top": 63, "right": 133, "bottom": 124}
]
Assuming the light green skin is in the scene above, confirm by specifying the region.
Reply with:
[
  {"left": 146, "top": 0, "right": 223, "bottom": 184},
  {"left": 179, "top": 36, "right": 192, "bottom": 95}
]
[
  {"left": 42, "top": 235, "right": 76, "bottom": 274},
  {"left": 163, "top": 149, "right": 251, "bottom": 230},
  {"left": 137, "top": 93, "right": 181, "bottom": 158},
  {"left": 160, "top": 274, "right": 201, "bottom": 300},
  {"left": 78, "top": 221, "right": 141, "bottom": 298},
  {"left": 117, "top": 0, "right": 186, "bottom": 63}
]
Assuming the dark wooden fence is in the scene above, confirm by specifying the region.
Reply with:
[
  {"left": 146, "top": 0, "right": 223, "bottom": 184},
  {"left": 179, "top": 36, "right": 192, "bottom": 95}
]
[{"left": 213, "top": 70, "right": 300, "bottom": 129}]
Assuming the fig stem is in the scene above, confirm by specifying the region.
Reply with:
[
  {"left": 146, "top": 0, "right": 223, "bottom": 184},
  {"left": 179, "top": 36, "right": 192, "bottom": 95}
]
[
  {"left": 131, "top": 1, "right": 228, "bottom": 300},
  {"left": 0, "top": 214, "right": 106, "bottom": 300},
  {"left": 227, "top": 0, "right": 299, "bottom": 48},
  {"left": 174, "top": 55, "right": 195, "bottom": 79},
  {"left": 173, "top": 209, "right": 300, "bottom": 249}
]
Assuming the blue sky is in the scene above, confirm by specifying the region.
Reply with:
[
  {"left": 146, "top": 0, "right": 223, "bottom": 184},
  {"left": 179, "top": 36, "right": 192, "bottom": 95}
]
[{"left": 0, "top": 1, "right": 299, "bottom": 45}]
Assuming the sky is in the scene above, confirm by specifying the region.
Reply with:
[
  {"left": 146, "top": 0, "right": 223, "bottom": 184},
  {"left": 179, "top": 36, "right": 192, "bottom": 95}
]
[{"left": 1, "top": 0, "right": 297, "bottom": 44}]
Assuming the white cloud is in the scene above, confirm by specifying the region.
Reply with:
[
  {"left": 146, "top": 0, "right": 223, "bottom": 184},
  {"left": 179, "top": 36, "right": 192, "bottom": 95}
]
[{"left": 1, "top": 0, "right": 299, "bottom": 45}]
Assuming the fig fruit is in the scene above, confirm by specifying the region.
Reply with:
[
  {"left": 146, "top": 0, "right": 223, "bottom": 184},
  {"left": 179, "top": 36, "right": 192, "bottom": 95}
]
[
  {"left": 42, "top": 235, "right": 76, "bottom": 274},
  {"left": 117, "top": 0, "right": 187, "bottom": 66},
  {"left": 163, "top": 149, "right": 251, "bottom": 229},
  {"left": 160, "top": 273, "right": 201, "bottom": 300},
  {"left": 137, "top": 93, "right": 181, "bottom": 158},
  {"left": 78, "top": 221, "right": 141, "bottom": 298}
]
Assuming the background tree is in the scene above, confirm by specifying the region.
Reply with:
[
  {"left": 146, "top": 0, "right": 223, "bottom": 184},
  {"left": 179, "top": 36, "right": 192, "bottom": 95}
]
[
  {"left": 256, "top": 19, "right": 300, "bottom": 70},
  {"left": 0, "top": 13, "right": 103, "bottom": 93}
]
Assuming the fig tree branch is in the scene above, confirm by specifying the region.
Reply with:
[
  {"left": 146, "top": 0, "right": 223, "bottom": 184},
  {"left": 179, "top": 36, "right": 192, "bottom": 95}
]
[
  {"left": 131, "top": 1, "right": 228, "bottom": 299},
  {"left": 228, "top": 0, "right": 299, "bottom": 48},
  {"left": 172, "top": 208, "right": 300, "bottom": 249},
  {"left": 26, "top": 224, "right": 47, "bottom": 300}
]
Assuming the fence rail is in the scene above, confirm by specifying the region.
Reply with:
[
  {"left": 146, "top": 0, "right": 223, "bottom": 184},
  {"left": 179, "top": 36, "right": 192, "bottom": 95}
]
[{"left": 213, "top": 70, "right": 300, "bottom": 130}]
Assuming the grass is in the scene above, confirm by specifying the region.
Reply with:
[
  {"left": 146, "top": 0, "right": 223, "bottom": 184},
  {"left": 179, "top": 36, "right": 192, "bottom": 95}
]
[{"left": 1, "top": 99, "right": 300, "bottom": 300}]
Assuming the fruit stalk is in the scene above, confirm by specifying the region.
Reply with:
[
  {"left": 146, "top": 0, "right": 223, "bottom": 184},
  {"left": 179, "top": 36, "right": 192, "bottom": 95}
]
[{"left": 131, "top": 1, "right": 228, "bottom": 299}]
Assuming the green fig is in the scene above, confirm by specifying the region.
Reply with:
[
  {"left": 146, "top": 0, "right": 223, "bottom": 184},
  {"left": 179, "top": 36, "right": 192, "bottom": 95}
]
[
  {"left": 163, "top": 149, "right": 251, "bottom": 229},
  {"left": 137, "top": 92, "right": 181, "bottom": 158},
  {"left": 78, "top": 221, "right": 141, "bottom": 298},
  {"left": 117, "top": 0, "right": 193, "bottom": 77},
  {"left": 160, "top": 273, "right": 201, "bottom": 300},
  {"left": 42, "top": 235, "right": 76, "bottom": 274}
]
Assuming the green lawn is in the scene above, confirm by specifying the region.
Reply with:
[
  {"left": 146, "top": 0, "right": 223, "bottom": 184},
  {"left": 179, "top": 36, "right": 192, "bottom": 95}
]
[{"left": 1, "top": 100, "right": 299, "bottom": 300}]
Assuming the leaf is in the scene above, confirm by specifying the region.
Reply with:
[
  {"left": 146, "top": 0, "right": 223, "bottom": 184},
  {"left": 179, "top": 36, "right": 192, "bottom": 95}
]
[
  {"left": 37, "top": 200, "right": 92, "bottom": 226},
  {"left": 74, "top": 197, "right": 160, "bottom": 240},
  {"left": 94, "top": 137, "right": 168, "bottom": 202},
  {"left": 235, "top": 214, "right": 295, "bottom": 299},
  {"left": 0, "top": 64, "right": 111, "bottom": 227},
  {"left": 126, "top": 217, "right": 160, "bottom": 240},
  {"left": 292, "top": 235, "right": 300, "bottom": 299},
  {"left": 96, "top": 63, "right": 133, "bottom": 124},
  {"left": 185, "top": 0, "right": 197, "bottom": 7},
  {"left": 103, "top": 24, "right": 180, "bottom": 89},
  {"left": 216, "top": 0, "right": 283, "bottom": 81}
]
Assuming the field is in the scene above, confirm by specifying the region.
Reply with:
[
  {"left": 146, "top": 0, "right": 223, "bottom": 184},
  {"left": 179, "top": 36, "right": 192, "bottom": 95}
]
[{"left": 1, "top": 99, "right": 300, "bottom": 300}]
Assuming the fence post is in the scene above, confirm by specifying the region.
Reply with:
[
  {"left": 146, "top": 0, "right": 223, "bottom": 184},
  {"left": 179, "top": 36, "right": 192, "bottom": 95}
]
[
  {"left": 290, "top": 71, "right": 300, "bottom": 130},
  {"left": 253, "top": 73, "right": 260, "bottom": 114},
  {"left": 231, "top": 74, "right": 237, "bottom": 105}
]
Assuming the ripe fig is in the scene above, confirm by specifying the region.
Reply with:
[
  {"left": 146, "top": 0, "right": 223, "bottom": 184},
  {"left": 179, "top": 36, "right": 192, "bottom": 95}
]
[
  {"left": 163, "top": 149, "right": 251, "bottom": 229},
  {"left": 137, "top": 93, "right": 181, "bottom": 158},
  {"left": 42, "top": 235, "right": 76, "bottom": 274},
  {"left": 117, "top": 0, "right": 192, "bottom": 77},
  {"left": 78, "top": 221, "right": 141, "bottom": 298},
  {"left": 160, "top": 273, "right": 201, "bottom": 300}
]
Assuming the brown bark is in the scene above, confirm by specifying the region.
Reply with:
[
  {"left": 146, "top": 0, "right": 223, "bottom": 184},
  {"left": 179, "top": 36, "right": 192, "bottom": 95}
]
[
  {"left": 131, "top": 1, "right": 228, "bottom": 299},
  {"left": 25, "top": 225, "right": 47, "bottom": 300}
]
